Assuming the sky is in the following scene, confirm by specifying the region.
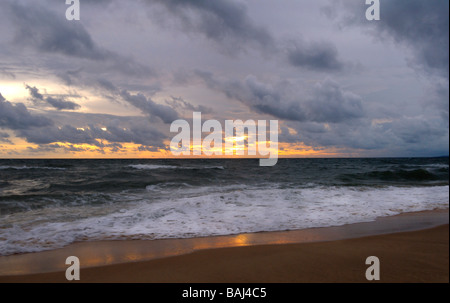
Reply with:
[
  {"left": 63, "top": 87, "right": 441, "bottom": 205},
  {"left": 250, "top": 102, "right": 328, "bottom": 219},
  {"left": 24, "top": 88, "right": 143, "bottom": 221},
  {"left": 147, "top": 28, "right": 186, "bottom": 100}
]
[{"left": 0, "top": 0, "right": 448, "bottom": 158}]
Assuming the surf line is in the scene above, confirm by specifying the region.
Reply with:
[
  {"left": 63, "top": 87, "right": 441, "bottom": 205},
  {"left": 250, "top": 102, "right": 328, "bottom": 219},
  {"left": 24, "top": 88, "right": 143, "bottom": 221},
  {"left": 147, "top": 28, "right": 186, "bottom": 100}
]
[{"left": 169, "top": 112, "right": 278, "bottom": 166}]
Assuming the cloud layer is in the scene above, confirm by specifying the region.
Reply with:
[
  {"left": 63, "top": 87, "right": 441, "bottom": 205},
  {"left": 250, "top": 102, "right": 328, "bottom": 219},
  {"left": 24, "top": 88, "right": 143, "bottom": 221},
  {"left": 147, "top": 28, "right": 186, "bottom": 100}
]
[{"left": 0, "top": 0, "right": 448, "bottom": 157}]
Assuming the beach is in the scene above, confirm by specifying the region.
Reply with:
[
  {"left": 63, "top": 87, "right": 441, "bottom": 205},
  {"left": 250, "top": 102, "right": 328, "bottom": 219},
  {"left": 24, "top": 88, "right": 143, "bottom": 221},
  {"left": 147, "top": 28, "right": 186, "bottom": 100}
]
[
  {"left": 0, "top": 210, "right": 448, "bottom": 283},
  {"left": 0, "top": 0, "right": 449, "bottom": 288}
]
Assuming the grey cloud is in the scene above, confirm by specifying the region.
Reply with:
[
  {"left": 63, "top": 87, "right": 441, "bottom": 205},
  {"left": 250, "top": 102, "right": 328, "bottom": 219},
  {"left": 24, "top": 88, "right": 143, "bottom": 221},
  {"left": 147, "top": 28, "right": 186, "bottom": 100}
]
[
  {"left": 47, "top": 0, "right": 114, "bottom": 7},
  {"left": 45, "top": 97, "right": 81, "bottom": 111},
  {"left": 18, "top": 119, "right": 167, "bottom": 150},
  {"left": 286, "top": 40, "right": 344, "bottom": 71},
  {"left": 146, "top": 0, "right": 274, "bottom": 53},
  {"left": 26, "top": 142, "right": 118, "bottom": 154},
  {"left": 0, "top": 68, "right": 16, "bottom": 79},
  {"left": 389, "top": 118, "right": 448, "bottom": 145},
  {"left": 7, "top": 2, "right": 105, "bottom": 60},
  {"left": 165, "top": 96, "right": 213, "bottom": 115},
  {"left": 424, "top": 79, "right": 449, "bottom": 121},
  {"left": 137, "top": 145, "right": 160, "bottom": 152},
  {"left": 26, "top": 144, "right": 61, "bottom": 154},
  {"left": 56, "top": 69, "right": 83, "bottom": 86},
  {"left": 361, "top": 0, "right": 449, "bottom": 122},
  {"left": 25, "top": 84, "right": 81, "bottom": 111},
  {"left": 0, "top": 93, "right": 54, "bottom": 130},
  {"left": 19, "top": 125, "right": 95, "bottom": 145},
  {"left": 56, "top": 76, "right": 176, "bottom": 123},
  {"left": 119, "top": 90, "right": 179, "bottom": 123},
  {"left": 95, "top": 78, "right": 118, "bottom": 92},
  {"left": 376, "top": 0, "right": 449, "bottom": 78},
  {"left": 89, "top": 121, "right": 166, "bottom": 147},
  {"left": 147, "top": 0, "right": 350, "bottom": 71},
  {"left": 305, "top": 78, "right": 364, "bottom": 123},
  {"left": 334, "top": 0, "right": 449, "bottom": 78},
  {"left": 233, "top": 75, "right": 305, "bottom": 121},
  {"left": 0, "top": 132, "right": 12, "bottom": 144},
  {"left": 25, "top": 85, "right": 44, "bottom": 100},
  {"left": 6, "top": 1, "right": 154, "bottom": 78},
  {"left": 282, "top": 114, "right": 448, "bottom": 156},
  {"left": 198, "top": 73, "right": 364, "bottom": 123}
]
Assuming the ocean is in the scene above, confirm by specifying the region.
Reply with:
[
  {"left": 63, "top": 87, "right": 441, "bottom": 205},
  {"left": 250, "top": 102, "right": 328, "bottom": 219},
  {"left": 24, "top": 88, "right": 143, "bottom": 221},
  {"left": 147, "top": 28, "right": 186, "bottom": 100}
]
[{"left": 0, "top": 157, "right": 448, "bottom": 256}]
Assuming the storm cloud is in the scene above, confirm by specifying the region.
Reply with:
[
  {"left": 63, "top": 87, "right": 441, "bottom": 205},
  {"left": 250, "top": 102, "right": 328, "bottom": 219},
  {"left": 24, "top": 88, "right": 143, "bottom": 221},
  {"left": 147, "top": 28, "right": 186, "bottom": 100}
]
[
  {"left": 146, "top": 0, "right": 275, "bottom": 53},
  {"left": 119, "top": 90, "right": 179, "bottom": 124},
  {"left": 286, "top": 40, "right": 344, "bottom": 71},
  {"left": 5, "top": 1, "right": 153, "bottom": 78},
  {"left": 145, "top": 0, "right": 349, "bottom": 71},
  {"left": 0, "top": 0, "right": 448, "bottom": 157},
  {"left": 197, "top": 72, "right": 364, "bottom": 123},
  {"left": 0, "top": 93, "right": 54, "bottom": 130},
  {"left": 0, "top": 132, "right": 12, "bottom": 144},
  {"left": 375, "top": 0, "right": 449, "bottom": 77},
  {"left": 18, "top": 116, "right": 167, "bottom": 151},
  {"left": 25, "top": 84, "right": 81, "bottom": 111},
  {"left": 7, "top": 2, "right": 106, "bottom": 60}
]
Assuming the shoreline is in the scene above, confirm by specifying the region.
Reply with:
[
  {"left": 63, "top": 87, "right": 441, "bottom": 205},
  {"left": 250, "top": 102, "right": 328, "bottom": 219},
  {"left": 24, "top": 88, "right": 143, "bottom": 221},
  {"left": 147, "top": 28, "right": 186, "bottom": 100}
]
[
  {"left": 0, "top": 224, "right": 447, "bottom": 283},
  {"left": 0, "top": 208, "right": 448, "bottom": 282}
]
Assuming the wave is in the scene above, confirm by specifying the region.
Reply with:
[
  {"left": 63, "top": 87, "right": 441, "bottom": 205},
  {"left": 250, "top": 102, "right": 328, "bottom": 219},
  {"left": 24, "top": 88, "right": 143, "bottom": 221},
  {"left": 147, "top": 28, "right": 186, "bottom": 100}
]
[
  {"left": 128, "top": 164, "right": 224, "bottom": 170},
  {"left": 406, "top": 163, "right": 449, "bottom": 169},
  {"left": 0, "top": 184, "right": 448, "bottom": 255},
  {"left": 340, "top": 168, "right": 445, "bottom": 182},
  {"left": 0, "top": 166, "right": 66, "bottom": 171},
  {"left": 368, "top": 169, "right": 441, "bottom": 181}
]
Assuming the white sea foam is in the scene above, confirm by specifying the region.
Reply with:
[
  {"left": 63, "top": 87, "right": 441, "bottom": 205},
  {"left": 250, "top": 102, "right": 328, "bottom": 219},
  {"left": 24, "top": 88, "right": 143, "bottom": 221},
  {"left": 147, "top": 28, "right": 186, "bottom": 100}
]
[
  {"left": 404, "top": 163, "right": 449, "bottom": 169},
  {"left": 0, "top": 185, "right": 448, "bottom": 255}
]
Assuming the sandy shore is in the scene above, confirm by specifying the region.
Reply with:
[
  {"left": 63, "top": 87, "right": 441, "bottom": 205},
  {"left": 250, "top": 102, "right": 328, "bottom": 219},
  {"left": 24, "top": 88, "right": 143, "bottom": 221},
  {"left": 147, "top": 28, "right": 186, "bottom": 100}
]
[{"left": 0, "top": 210, "right": 448, "bottom": 283}]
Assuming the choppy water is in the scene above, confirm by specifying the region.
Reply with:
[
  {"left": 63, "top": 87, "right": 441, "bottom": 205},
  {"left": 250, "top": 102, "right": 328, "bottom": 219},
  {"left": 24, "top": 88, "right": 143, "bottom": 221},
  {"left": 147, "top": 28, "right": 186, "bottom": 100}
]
[{"left": 0, "top": 157, "right": 448, "bottom": 255}]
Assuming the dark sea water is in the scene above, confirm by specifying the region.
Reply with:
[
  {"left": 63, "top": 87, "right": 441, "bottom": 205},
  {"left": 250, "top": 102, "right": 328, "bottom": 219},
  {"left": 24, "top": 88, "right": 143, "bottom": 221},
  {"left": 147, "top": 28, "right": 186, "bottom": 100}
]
[{"left": 0, "top": 158, "right": 448, "bottom": 255}]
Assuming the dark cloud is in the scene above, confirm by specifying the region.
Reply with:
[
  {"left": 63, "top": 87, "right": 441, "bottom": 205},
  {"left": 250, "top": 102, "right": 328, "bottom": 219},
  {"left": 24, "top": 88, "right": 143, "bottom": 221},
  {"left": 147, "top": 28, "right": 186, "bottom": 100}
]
[
  {"left": 389, "top": 117, "right": 448, "bottom": 145},
  {"left": 165, "top": 96, "right": 213, "bottom": 115},
  {"left": 286, "top": 40, "right": 344, "bottom": 71},
  {"left": 25, "top": 84, "right": 81, "bottom": 111},
  {"left": 0, "top": 93, "right": 54, "bottom": 130},
  {"left": 280, "top": 114, "right": 448, "bottom": 156},
  {"left": 146, "top": 0, "right": 350, "bottom": 71},
  {"left": 333, "top": 0, "right": 449, "bottom": 77},
  {"left": 95, "top": 78, "right": 118, "bottom": 92},
  {"left": 0, "top": 132, "right": 12, "bottom": 144},
  {"left": 197, "top": 72, "right": 364, "bottom": 123},
  {"left": 6, "top": 1, "right": 154, "bottom": 78},
  {"left": 24, "top": 84, "right": 44, "bottom": 100},
  {"left": 305, "top": 78, "right": 364, "bottom": 123},
  {"left": 425, "top": 80, "right": 450, "bottom": 121},
  {"left": 376, "top": 0, "right": 449, "bottom": 78},
  {"left": 146, "top": 0, "right": 274, "bottom": 53},
  {"left": 119, "top": 90, "right": 179, "bottom": 123},
  {"left": 45, "top": 96, "right": 81, "bottom": 111},
  {"left": 26, "top": 142, "right": 121, "bottom": 154},
  {"left": 18, "top": 119, "right": 167, "bottom": 150},
  {"left": 0, "top": 0, "right": 447, "bottom": 157},
  {"left": 137, "top": 145, "right": 161, "bottom": 152},
  {"left": 7, "top": 2, "right": 105, "bottom": 60},
  {"left": 328, "top": 0, "right": 449, "bottom": 123},
  {"left": 1, "top": 92, "right": 167, "bottom": 152}
]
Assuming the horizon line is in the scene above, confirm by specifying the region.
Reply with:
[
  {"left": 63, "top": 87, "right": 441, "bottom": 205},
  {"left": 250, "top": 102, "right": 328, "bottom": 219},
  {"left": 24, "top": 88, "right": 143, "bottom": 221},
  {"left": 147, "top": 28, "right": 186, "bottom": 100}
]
[{"left": 0, "top": 155, "right": 448, "bottom": 160}]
